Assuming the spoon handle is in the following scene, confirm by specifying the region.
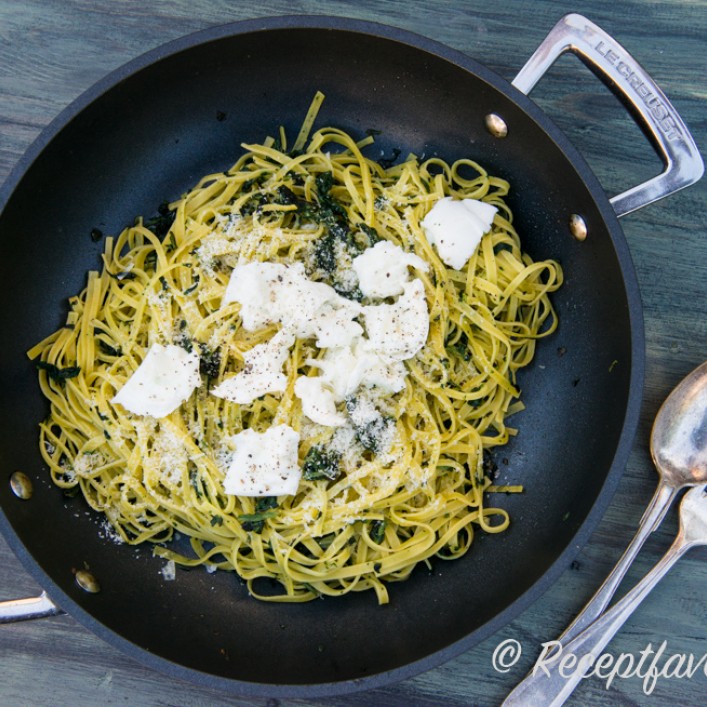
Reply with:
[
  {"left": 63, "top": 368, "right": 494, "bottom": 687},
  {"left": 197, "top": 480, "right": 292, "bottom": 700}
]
[
  {"left": 558, "top": 480, "right": 676, "bottom": 645},
  {"left": 0, "top": 592, "right": 64, "bottom": 623},
  {"left": 503, "top": 532, "right": 691, "bottom": 707}
]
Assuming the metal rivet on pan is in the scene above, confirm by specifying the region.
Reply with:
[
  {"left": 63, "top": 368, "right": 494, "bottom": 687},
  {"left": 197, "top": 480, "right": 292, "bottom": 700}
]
[
  {"left": 75, "top": 569, "right": 101, "bottom": 594},
  {"left": 10, "top": 471, "right": 33, "bottom": 500},
  {"left": 569, "top": 213, "right": 588, "bottom": 241},
  {"left": 485, "top": 113, "right": 508, "bottom": 138}
]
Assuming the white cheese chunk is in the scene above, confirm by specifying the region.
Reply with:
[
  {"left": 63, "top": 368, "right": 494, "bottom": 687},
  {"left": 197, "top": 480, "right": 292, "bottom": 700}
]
[
  {"left": 211, "top": 329, "right": 294, "bottom": 404},
  {"left": 294, "top": 376, "right": 346, "bottom": 427},
  {"left": 309, "top": 345, "right": 370, "bottom": 402},
  {"left": 352, "top": 240, "right": 428, "bottom": 298},
  {"left": 296, "top": 338, "right": 406, "bottom": 426},
  {"left": 112, "top": 343, "right": 200, "bottom": 418},
  {"left": 309, "top": 339, "right": 407, "bottom": 400},
  {"left": 356, "top": 348, "right": 407, "bottom": 394},
  {"left": 222, "top": 261, "right": 361, "bottom": 343},
  {"left": 308, "top": 298, "right": 363, "bottom": 349},
  {"left": 221, "top": 248, "right": 429, "bottom": 429},
  {"left": 224, "top": 424, "right": 301, "bottom": 497},
  {"left": 361, "top": 279, "right": 429, "bottom": 362},
  {"left": 222, "top": 261, "right": 289, "bottom": 330},
  {"left": 421, "top": 196, "right": 497, "bottom": 270},
  {"left": 284, "top": 270, "right": 352, "bottom": 341}
]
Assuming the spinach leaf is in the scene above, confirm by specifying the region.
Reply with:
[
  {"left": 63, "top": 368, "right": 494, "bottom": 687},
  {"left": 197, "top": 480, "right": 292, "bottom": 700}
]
[
  {"left": 239, "top": 497, "right": 279, "bottom": 533},
  {"left": 369, "top": 519, "right": 386, "bottom": 544},
  {"left": 302, "top": 445, "right": 341, "bottom": 481},
  {"left": 145, "top": 202, "right": 176, "bottom": 239},
  {"left": 199, "top": 347, "right": 221, "bottom": 379},
  {"left": 98, "top": 340, "right": 122, "bottom": 357},
  {"left": 36, "top": 361, "right": 80, "bottom": 383}
]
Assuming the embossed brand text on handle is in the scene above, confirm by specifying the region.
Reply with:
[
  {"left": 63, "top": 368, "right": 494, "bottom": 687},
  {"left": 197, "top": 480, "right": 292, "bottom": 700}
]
[{"left": 594, "top": 41, "right": 683, "bottom": 142}]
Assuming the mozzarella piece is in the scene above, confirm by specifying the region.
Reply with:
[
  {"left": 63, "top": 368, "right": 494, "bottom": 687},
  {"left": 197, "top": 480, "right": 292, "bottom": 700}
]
[
  {"left": 221, "top": 248, "right": 429, "bottom": 429},
  {"left": 310, "top": 339, "right": 407, "bottom": 399},
  {"left": 294, "top": 376, "right": 346, "bottom": 427},
  {"left": 222, "top": 261, "right": 361, "bottom": 343},
  {"left": 308, "top": 345, "right": 368, "bottom": 402},
  {"left": 352, "top": 240, "right": 428, "bottom": 298},
  {"left": 112, "top": 344, "right": 200, "bottom": 418},
  {"left": 296, "top": 338, "right": 407, "bottom": 425},
  {"left": 361, "top": 279, "right": 429, "bottom": 362},
  {"left": 222, "top": 261, "right": 289, "bottom": 330},
  {"left": 283, "top": 269, "right": 350, "bottom": 340},
  {"left": 224, "top": 424, "right": 301, "bottom": 497},
  {"left": 308, "top": 299, "right": 363, "bottom": 349},
  {"left": 421, "top": 196, "right": 497, "bottom": 270},
  {"left": 211, "top": 329, "right": 294, "bottom": 404},
  {"left": 356, "top": 347, "right": 407, "bottom": 394}
]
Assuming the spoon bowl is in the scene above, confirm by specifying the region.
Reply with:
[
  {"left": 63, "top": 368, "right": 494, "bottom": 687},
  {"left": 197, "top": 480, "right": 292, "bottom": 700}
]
[{"left": 651, "top": 361, "right": 707, "bottom": 487}]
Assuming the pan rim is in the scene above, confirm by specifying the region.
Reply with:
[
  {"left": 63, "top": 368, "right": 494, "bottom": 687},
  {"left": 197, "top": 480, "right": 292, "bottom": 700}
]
[{"left": 0, "top": 14, "right": 645, "bottom": 698}]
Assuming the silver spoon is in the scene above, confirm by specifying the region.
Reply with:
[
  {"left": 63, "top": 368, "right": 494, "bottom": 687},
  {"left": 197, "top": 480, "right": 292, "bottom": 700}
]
[
  {"left": 503, "top": 361, "right": 707, "bottom": 704},
  {"left": 504, "top": 483, "right": 707, "bottom": 706},
  {"left": 554, "top": 361, "right": 707, "bottom": 643}
]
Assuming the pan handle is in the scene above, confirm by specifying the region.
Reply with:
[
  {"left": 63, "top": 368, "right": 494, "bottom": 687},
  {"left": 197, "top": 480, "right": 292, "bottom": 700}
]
[
  {"left": 511, "top": 13, "right": 703, "bottom": 218},
  {"left": 0, "top": 592, "right": 64, "bottom": 623}
]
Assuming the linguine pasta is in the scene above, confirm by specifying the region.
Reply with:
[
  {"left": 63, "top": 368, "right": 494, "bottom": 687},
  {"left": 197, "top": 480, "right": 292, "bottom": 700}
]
[{"left": 29, "top": 94, "right": 562, "bottom": 604}]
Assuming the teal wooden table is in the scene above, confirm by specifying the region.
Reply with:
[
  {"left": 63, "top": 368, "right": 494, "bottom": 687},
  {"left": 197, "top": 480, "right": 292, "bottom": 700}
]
[{"left": 0, "top": 1, "right": 705, "bottom": 705}]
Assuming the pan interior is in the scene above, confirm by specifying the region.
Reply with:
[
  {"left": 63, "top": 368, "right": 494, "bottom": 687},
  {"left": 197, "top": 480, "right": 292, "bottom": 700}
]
[{"left": 0, "top": 21, "right": 639, "bottom": 692}]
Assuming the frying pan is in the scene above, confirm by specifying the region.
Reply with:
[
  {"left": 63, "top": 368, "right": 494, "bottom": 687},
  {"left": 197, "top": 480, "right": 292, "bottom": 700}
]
[{"left": 0, "top": 13, "right": 702, "bottom": 698}]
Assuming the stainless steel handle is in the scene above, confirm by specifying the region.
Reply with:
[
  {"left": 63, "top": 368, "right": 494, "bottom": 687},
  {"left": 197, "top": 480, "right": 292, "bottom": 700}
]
[
  {"left": 512, "top": 13, "right": 704, "bottom": 217},
  {"left": 0, "top": 592, "right": 64, "bottom": 623}
]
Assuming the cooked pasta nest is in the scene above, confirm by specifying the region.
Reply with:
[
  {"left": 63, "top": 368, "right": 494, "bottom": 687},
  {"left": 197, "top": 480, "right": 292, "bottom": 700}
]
[{"left": 30, "top": 94, "right": 562, "bottom": 604}]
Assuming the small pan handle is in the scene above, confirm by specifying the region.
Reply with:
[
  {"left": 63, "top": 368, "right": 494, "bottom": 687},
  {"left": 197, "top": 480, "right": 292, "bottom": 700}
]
[
  {"left": 512, "top": 13, "right": 703, "bottom": 217},
  {"left": 0, "top": 592, "right": 64, "bottom": 623}
]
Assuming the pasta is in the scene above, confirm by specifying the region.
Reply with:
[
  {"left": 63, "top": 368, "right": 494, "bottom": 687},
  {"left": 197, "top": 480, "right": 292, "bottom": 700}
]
[{"left": 29, "top": 94, "right": 562, "bottom": 604}]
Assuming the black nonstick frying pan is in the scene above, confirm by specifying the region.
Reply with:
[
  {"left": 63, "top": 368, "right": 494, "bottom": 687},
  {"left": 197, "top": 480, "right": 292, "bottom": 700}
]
[{"left": 0, "top": 14, "right": 702, "bottom": 698}]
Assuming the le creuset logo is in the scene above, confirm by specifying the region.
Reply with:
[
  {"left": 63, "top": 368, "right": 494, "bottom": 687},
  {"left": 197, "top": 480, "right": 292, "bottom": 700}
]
[
  {"left": 492, "top": 638, "right": 707, "bottom": 695},
  {"left": 592, "top": 39, "right": 683, "bottom": 142}
]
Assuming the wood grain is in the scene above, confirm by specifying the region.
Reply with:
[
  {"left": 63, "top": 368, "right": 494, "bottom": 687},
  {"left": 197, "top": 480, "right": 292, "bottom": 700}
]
[{"left": 0, "top": 1, "right": 705, "bottom": 705}]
